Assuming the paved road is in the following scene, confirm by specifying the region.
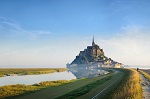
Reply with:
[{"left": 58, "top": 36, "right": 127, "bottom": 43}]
[
  {"left": 91, "top": 73, "right": 123, "bottom": 99},
  {"left": 140, "top": 73, "right": 150, "bottom": 99}
]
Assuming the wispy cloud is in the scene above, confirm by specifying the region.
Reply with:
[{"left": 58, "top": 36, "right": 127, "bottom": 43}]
[{"left": 0, "top": 18, "right": 51, "bottom": 39}]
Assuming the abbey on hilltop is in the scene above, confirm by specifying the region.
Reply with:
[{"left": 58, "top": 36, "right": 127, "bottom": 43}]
[{"left": 67, "top": 36, "right": 123, "bottom": 68}]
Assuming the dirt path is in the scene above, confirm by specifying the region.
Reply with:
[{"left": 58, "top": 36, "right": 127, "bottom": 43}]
[{"left": 140, "top": 73, "right": 150, "bottom": 99}]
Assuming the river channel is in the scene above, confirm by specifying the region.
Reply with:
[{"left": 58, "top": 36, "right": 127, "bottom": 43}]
[{"left": 0, "top": 68, "right": 108, "bottom": 86}]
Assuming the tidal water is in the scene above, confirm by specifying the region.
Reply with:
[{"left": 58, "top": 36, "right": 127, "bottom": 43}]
[
  {"left": 0, "top": 71, "right": 76, "bottom": 86},
  {"left": 0, "top": 68, "right": 108, "bottom": 86}
]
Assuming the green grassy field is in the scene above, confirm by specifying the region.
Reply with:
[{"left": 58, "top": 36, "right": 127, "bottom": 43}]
[
  {"left": 0, "top": 68, "right": 67, "bottom": 77},
  {"left": 55, "top": 75, "right": 113, "bottom": 99}
]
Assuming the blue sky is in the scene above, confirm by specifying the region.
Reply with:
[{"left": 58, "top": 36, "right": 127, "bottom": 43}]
[{"left": 0, "top": 0, "right": 150, "bottom": 68}]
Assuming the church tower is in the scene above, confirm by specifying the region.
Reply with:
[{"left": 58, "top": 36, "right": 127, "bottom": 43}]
[{"left": 92, "top": 36, "right": 95, "bottom": 46}]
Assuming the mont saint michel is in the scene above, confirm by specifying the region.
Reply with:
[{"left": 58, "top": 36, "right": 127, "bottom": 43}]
[
  {"left": 67, "top": 37, "right": 123, "bottom": 68},
  {"left": 1, "top": 0, "right": 150, "bottom": 99}
]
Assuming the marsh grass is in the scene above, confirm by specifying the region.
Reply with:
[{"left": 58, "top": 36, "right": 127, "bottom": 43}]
[
  {"left": 0, "top": 80, "right": 72, "bottom": 99},
  {"left": 0, "top": 68, "right": 67, "bottom": 77},
  {"left": 37, "top": 80, "right": 74, "bottom": 86},
  {"left": 0, "top": 84, "right": 39, "bottom": 99},
  {"left": 108, "top": 69, "right": 142, "bottom": 99}
]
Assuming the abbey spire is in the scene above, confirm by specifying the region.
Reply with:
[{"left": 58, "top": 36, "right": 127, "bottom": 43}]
[{"left": 92, "top": 36, "right": 95, "bottom": 46}]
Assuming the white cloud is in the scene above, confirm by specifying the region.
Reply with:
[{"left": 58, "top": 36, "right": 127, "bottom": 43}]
[{"left": 98, "top": 25, "right": 150, "bottom": 66}]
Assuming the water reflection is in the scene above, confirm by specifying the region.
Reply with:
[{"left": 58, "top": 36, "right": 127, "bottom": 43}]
[{"left": 68, "top": 68, "right": 108, "bottom": 79}]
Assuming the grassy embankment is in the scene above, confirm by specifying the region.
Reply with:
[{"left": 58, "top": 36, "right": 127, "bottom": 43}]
[
  {"left": 0, "top": 80, "right": 73, "bottom": 99},
  {"left": 139, "top": 70, "right": 150, "bottom": 81},
  {"left": 0, "top": 68, "right": 67, "bottom": 77},
  {"left": 103, "top": 69, "right": 142, "bottom": 99}
]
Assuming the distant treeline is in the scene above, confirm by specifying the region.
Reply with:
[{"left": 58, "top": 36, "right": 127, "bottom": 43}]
[{"left": 0, "top": 68, "right": 67, "bottom": 77}]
